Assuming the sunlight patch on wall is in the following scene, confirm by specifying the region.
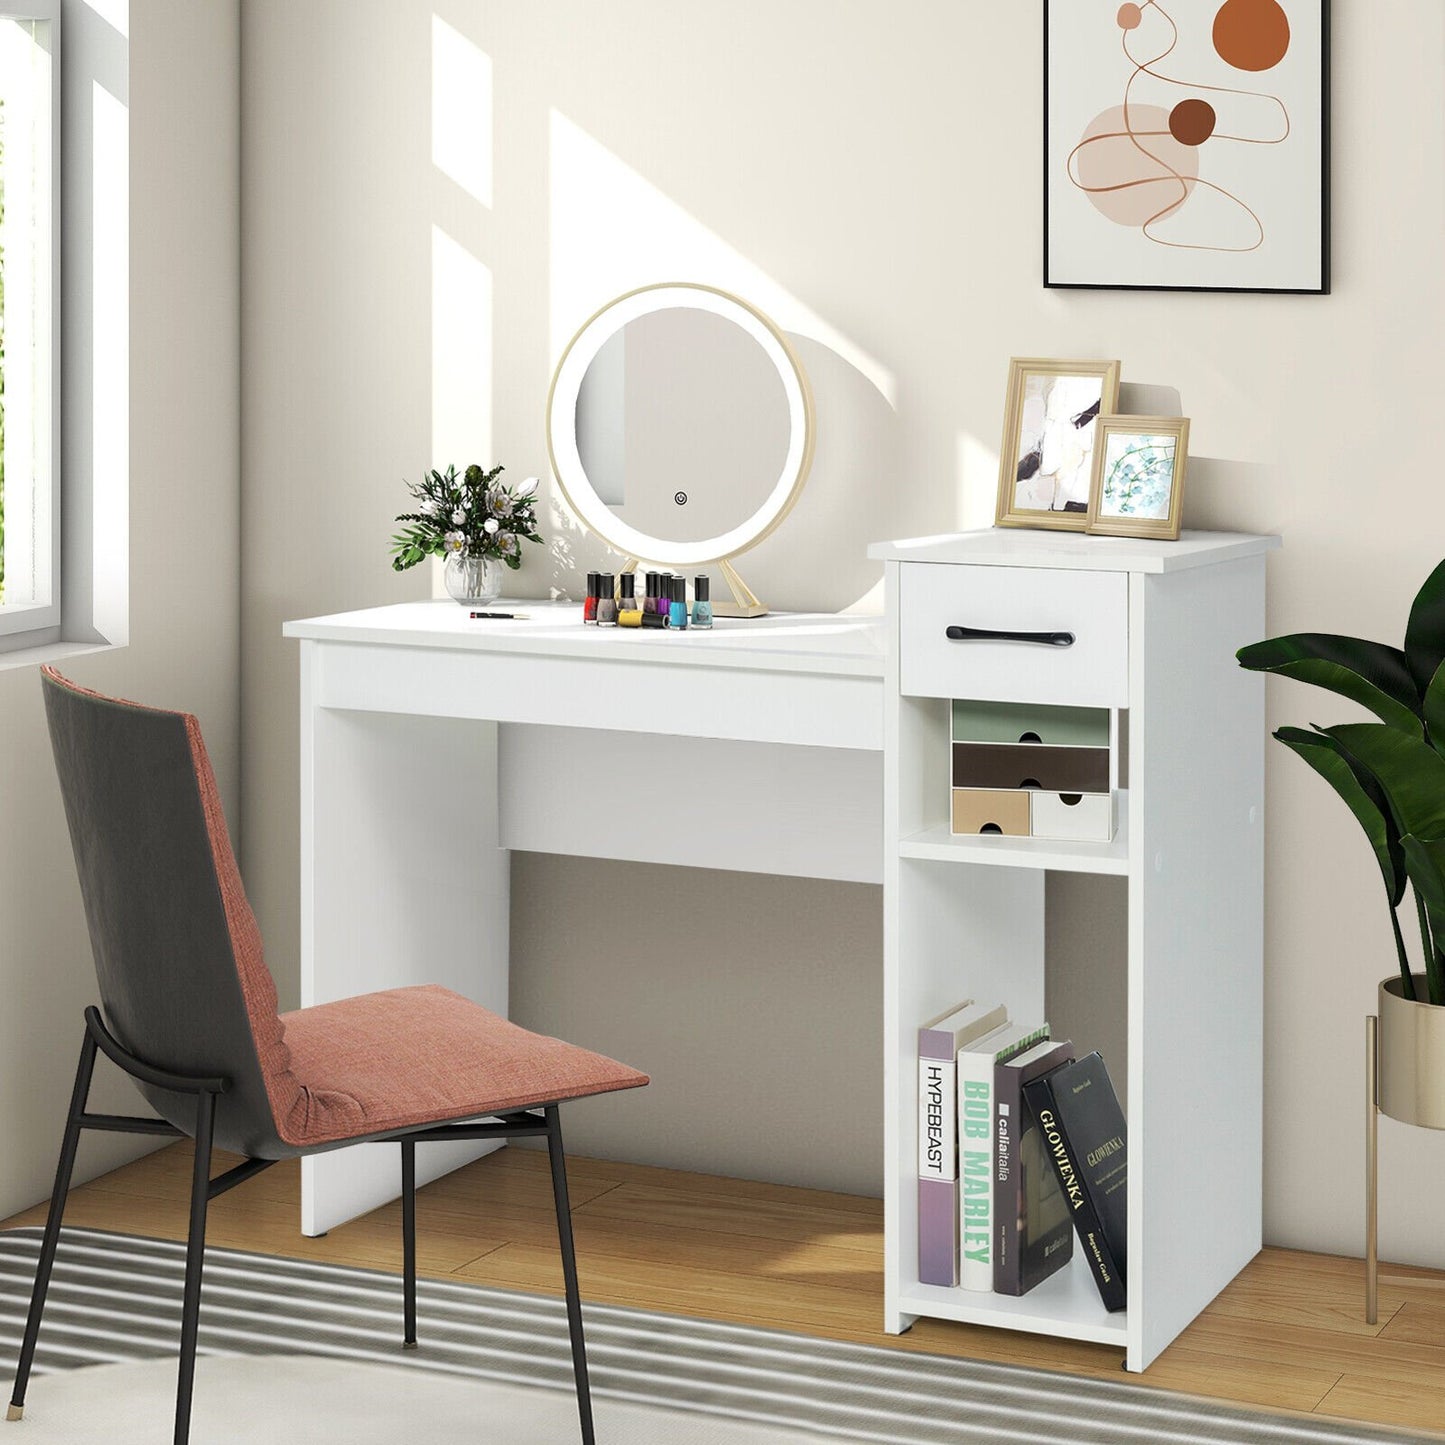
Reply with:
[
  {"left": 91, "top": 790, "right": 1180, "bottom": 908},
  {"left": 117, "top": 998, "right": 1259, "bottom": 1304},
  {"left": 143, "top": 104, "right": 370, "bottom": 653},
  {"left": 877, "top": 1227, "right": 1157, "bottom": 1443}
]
[
  {"left": 548, "top": 110, "right": 896, "bottom": 409},
  {"left": 81, "top": 0, "right": 126, "bottom": 40},
  {"left": 431, "top": 15, "right": 492, "bottom": 209},
  {"left": 430, "top": 224, "right": 493, "bottom": 597},
  {"left": 956, "top": 431, "right": 999, "bottom": 532},
  {"left": 431, "top": 224, "right": 493, "bottom": 469}
]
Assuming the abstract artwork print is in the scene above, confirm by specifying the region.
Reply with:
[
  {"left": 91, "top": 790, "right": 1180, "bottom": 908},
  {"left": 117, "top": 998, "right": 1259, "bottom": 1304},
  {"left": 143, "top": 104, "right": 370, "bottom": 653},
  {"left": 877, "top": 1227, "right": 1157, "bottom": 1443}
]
[
  {"left": 1014, "top": 374, "right": 1106, "bottom": 516},
  {"left": 1046, "top": 0, "right": 1328, "bottom": 292}
]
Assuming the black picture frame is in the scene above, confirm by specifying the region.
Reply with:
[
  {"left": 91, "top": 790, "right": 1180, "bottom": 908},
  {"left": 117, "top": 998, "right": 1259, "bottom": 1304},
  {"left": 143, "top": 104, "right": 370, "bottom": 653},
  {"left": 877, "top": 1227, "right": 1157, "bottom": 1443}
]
[{"left": 1043, "top": 0, "right": 1330, "bottom": 296}]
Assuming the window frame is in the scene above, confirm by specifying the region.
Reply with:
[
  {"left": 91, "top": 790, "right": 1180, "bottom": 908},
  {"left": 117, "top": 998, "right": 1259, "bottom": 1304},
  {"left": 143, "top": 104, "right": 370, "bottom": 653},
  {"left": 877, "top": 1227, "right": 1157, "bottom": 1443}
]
[{"left": 0, "top": 0, "right": 61, "bottom": 646}]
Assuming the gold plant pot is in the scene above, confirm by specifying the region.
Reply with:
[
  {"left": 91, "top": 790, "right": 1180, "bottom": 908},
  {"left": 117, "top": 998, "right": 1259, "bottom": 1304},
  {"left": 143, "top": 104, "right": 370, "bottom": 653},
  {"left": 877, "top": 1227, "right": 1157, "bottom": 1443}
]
[{"left": 1377, "top": 975, "right": 1445, "bottom": 1130}]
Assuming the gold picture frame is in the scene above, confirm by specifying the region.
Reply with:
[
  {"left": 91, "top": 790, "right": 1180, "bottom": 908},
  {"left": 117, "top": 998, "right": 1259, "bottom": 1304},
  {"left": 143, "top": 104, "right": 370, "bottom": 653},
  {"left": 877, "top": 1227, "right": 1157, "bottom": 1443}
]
[
  {"left": 994, "top": 357, "right": 1121, "bottom": 532},
  {"left": 1085, "top": 415, "right": 1190, "bottom": 541}
]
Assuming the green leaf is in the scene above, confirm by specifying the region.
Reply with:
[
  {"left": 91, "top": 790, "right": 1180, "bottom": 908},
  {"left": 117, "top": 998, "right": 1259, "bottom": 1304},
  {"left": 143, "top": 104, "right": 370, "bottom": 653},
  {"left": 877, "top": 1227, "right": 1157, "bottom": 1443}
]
[
  {"left": 1274, "top": 727, "right": 1404, "bottom": 906},
  {"left": 1426, "top": 658, "right": 1445, "bottom": 758},
  {"left": 1405, "top": 558, "right": 1445, "bottom": 698},
  {"left": 1237, "top": 634, "right": 1423, "bottom": 735},
  {"left": 1327, "top": 724, "right": 1445, "bottom": 841},
  {"left": 1399, "top": 836, "right": 1445, "bottom": 1005}
]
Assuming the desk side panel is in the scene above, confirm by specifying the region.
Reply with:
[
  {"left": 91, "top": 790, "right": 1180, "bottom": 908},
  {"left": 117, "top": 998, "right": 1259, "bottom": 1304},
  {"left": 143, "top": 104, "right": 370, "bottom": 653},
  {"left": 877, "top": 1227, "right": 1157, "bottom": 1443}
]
[
  {"left": 299, "top": 642, "right": 510, "bottom": 1234},
  {"left": 1127, "top": 558, "right": 1266, "bottom": 1368}
]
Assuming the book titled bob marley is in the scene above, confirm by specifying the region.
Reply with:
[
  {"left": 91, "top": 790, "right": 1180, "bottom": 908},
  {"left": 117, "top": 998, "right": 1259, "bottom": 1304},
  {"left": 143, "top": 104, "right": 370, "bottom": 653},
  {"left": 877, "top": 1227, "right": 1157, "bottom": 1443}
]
[{"left": 1022, "top": 1052, "right": 1127, "bottom": 1312}]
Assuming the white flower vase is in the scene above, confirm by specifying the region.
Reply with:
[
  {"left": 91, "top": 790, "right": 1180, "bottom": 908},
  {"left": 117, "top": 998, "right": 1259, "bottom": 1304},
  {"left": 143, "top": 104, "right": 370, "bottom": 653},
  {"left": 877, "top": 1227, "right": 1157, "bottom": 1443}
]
[{"left": 444, "top": 554, "right": 504, "bottom": 607}]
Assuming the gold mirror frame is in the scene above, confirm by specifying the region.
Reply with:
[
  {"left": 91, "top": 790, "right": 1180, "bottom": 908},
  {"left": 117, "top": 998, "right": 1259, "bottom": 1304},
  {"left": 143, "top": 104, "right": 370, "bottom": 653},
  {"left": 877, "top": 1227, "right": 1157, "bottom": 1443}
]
[{"left": 546, "top": 283, "right": 815, "bottom": 617}]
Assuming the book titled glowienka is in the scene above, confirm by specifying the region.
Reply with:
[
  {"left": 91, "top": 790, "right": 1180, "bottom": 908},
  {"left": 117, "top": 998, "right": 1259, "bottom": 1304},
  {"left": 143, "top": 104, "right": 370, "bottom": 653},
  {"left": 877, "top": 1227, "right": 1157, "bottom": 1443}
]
[
  {"left": 1023, "top": 1051, "right": 1128, "bottom": 1312},
  {"left": 917, "top": 1000, "right": 1008, "bottom": 1287}
]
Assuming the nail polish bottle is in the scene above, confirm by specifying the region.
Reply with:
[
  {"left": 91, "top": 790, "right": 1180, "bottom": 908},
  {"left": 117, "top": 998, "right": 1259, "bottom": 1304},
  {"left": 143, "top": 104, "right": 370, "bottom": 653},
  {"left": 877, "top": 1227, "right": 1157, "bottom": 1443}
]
[
  {"left": 583, "top": 571, "right": 599, "bottom": 624},
  {"left": 644, "top": 571, "right": 659, "bottom": 614},
  {"left": 691, "top": 575, "right": 713, "bottom": 630},
  {"left": 640, "top": 609, "right": 667, "bottom": 629},
  {"left": 597, "top": 573, "right": 618, "bottom": 627},
  {"left": 618, "top": 573, "right": 643, "bottom": 627},
  {"left": 668, "top": 575, "right": 688, "bottom": 630}
]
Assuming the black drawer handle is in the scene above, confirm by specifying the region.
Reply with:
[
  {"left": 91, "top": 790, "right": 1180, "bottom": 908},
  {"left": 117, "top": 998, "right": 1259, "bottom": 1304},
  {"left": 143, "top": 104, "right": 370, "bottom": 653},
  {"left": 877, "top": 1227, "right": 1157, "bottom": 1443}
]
[{"left": 945, "top": 625, "right": 1075, "bottom": 648}]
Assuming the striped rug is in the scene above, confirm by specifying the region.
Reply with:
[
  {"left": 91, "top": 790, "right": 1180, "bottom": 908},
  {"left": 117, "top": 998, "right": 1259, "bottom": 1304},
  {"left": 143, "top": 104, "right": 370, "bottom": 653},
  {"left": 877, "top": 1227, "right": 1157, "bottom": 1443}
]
[{"left": 0, "top": 1229, "right": 1429, "bottom": 1444}]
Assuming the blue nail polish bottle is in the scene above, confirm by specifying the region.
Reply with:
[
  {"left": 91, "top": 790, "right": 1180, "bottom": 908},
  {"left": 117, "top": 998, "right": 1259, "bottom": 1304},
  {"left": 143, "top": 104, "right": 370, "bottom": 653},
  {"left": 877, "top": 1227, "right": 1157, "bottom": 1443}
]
[
  {"left": 668, "top": 576, "right": 688, "bottom": 630},
  {"left": 691, "top": 574, "right": 713, "bottom": 629}
]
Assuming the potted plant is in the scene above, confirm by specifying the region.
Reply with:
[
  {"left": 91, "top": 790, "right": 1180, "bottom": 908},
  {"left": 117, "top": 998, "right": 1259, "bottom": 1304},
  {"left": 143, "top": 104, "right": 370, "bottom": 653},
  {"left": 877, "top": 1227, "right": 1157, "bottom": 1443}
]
[
  {"left": 391, "top": 464, "right": 543, "bottom": 606},
  {"left": 1238, "top": 558, "right": 1445, "bottom": 1129}
]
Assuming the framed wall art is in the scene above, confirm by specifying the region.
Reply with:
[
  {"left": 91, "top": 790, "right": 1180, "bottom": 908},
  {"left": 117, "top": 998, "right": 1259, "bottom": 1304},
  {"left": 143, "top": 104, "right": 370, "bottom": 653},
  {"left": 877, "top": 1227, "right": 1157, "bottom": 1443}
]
[
  {"left": 1086, "top": 415, "right": 1190, "bottom": 539},
  {"left": 1045, "top": 0, "right": 1330, "bottom": 294},
  {"left": 995, "top": 358, "right": 1121, "bottom": 532}
]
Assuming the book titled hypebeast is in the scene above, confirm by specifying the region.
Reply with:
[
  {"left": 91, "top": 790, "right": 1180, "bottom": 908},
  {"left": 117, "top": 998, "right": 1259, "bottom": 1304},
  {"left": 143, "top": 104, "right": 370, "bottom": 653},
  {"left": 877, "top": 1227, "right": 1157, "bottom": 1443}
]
[{"left": 916, "top": 1000, "right": 1007, "bottom": 1286}]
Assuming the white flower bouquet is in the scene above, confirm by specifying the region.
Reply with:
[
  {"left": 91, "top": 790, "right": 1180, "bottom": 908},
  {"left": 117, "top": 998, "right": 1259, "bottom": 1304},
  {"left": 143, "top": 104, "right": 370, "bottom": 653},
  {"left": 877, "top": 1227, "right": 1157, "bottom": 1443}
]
[{"left": 390, "top": 464, "right": 543, "bottom": 573}]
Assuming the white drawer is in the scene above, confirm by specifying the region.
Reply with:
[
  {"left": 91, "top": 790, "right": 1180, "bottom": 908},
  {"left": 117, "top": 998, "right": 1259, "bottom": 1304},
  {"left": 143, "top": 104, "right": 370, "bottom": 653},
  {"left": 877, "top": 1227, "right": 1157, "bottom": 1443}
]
[
  {"left": 1031, "top": 790, "right": 1116, "bottom": 842},
  {"left": 899, "top": 563, "right": 1129, "bottom": 708}
]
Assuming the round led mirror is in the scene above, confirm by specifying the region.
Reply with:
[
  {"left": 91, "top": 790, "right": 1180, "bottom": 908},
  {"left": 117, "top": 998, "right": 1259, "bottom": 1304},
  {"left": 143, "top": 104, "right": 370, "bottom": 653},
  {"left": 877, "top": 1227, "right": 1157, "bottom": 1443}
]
[{"left": 547, "top": 283, "right": 815, "bottom": 616}]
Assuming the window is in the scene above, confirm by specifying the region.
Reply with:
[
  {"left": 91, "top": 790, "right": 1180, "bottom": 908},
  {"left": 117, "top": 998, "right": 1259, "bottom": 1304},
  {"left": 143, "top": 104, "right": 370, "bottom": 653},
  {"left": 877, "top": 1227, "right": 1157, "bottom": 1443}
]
[{"left": 0, "top": 1, "right": 58, "bottom": 644}]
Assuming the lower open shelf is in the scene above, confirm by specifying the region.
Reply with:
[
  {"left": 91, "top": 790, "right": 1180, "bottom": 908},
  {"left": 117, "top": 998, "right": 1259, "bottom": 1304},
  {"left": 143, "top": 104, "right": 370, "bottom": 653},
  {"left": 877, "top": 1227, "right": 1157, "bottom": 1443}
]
[{"left": 897, "top": 1252, "right": 1127, "bottom": 1348}]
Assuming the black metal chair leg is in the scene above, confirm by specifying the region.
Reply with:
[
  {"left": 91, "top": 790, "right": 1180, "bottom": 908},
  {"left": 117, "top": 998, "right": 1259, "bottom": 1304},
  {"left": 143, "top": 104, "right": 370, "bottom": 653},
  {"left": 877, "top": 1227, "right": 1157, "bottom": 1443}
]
[
  {"left": 545, "top": 1105, "right": 594, "bottom": 1445},
  {"left": 401, "top": 1138, "right": 418, "bottom": 1348},
  {"left": 7, "top": 1032, "right": 99, "bottom": 1421},
  {"left": 173, "top": 1092, "right": 216, "bottom": 1445}
]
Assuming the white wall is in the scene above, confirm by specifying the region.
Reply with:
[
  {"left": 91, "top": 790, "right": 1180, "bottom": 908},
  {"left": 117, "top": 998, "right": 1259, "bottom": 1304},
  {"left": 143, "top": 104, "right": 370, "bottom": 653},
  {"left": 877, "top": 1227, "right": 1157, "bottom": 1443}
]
[
  {"left": 239, "top": 1, "right": 1445, "bottom": 1262},
  {"left": 0, "top": 0, "right": 240, "bottom": 1218}
]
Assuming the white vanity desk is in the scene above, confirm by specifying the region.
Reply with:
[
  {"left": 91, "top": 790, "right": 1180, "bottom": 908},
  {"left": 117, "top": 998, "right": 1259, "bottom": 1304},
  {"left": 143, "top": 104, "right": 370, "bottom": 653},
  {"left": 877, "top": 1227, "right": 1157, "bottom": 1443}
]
[
  {"left": 283, "top": 599, "right": 886, "bottom": 1236},
  {"left": 288, "top": 527, "right": 1274, "bottom": 1372}
]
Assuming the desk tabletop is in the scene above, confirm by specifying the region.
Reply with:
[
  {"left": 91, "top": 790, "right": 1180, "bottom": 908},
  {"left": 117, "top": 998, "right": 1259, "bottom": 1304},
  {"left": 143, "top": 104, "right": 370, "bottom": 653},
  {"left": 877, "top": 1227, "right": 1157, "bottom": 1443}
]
[
  {"left": 284, "top": 600, "right": 887, "bottom": 679},
  {"left": 868, "top": 528, "right": 1280, "bottom": 573}
]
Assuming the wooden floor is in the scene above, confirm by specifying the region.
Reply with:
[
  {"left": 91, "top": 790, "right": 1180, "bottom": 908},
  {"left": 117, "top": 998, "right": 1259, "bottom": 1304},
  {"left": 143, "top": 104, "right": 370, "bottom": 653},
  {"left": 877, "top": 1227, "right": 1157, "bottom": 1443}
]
[{"left": 4, "top": 1143, "right": 1443, "bottom": 1438}]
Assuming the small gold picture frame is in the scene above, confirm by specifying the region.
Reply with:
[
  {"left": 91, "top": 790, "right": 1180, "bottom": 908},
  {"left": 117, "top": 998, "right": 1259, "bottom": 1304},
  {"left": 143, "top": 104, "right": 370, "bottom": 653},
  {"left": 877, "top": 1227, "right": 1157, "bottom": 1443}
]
[
  {"left": 995, "top": 358, "right": 1121, "bottom": 532},
  {"left": 1085, "top": 415, "right": 1190, "bottom": 541}
]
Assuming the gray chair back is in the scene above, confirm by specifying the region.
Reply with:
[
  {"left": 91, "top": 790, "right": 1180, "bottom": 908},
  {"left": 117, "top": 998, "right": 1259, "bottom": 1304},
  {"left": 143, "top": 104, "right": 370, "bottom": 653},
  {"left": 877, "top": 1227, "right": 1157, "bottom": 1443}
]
[{"left": 41, "top": 668, "right": 286, "bottom": 1156}]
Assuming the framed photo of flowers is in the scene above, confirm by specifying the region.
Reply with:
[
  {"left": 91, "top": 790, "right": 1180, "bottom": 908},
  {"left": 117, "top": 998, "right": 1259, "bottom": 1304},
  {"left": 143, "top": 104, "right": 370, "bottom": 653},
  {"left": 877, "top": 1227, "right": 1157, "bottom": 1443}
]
[
  {"left": 995, "top": 357, "right": 1121, "bottom": 532},
  {"left": 1085, "top": 415, "right": 1190, "bottom": 540}
]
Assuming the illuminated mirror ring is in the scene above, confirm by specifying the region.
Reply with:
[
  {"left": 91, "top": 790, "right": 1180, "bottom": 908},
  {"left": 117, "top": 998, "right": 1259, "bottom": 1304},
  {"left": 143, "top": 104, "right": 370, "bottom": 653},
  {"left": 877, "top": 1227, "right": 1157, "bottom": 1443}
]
[{"left": 546, "top": 283, "right": 815, "bottom": 568}]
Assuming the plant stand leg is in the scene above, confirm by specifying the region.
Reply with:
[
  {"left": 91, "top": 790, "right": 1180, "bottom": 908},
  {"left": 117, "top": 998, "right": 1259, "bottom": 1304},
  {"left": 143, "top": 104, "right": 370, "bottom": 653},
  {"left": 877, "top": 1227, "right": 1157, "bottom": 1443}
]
[{"left": 1365, "top": 1013, "right": 1379, "bottom": 1326}]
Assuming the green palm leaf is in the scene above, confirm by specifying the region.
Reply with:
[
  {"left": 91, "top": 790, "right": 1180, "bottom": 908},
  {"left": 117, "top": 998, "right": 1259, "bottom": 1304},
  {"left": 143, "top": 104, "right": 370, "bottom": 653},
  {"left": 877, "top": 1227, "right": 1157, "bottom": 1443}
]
[
  {"left": 1425, "top": 659, "right": 1445, "bottom": 759},
  {"left": 1326, "top": 724, "right": 1445, "bottom": 843},
  {"left": 1236, "top": 634, "right": 1422, "bottom": 736},
  {"left": 1398, "top": 835, "right": 1445, "bottom": 1005},
  {"left": 1275, "top": 727, "right": 1404, "bottom": 907},
  {"left": 1405, "top": 558, "right": 1445, "bottom": 699}
]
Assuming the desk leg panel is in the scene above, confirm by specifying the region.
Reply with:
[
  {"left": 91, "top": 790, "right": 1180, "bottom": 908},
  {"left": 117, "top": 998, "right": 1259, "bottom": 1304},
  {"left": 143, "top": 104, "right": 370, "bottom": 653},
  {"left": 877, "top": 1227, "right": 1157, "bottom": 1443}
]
[{"left": 300, "top": 660, "right": 509, "bottom": 1235}]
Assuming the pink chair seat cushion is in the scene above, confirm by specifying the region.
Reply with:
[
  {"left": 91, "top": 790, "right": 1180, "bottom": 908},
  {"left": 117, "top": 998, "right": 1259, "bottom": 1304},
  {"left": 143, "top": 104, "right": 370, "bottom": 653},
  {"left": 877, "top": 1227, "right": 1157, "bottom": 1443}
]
[{"left": 274, "top": 985, "right": 648, "bottom": 1148}]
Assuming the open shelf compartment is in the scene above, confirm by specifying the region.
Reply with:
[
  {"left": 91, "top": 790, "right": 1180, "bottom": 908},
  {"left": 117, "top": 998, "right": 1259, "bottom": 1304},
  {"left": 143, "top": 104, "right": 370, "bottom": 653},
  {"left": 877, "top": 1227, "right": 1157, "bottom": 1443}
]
[
  {"left": 900, "top": 795, "right": 1130, "bottom": 875},
  {"left": 900, "top": 1252, "right": 1127, "bottom": 1347}
]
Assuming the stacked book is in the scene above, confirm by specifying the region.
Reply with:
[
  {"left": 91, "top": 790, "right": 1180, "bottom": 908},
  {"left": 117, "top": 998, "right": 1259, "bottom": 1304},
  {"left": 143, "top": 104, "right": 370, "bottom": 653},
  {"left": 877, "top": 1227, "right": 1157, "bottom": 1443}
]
[{"left": 916, "top": 1001, "right": 1127, "bottom": 1310}]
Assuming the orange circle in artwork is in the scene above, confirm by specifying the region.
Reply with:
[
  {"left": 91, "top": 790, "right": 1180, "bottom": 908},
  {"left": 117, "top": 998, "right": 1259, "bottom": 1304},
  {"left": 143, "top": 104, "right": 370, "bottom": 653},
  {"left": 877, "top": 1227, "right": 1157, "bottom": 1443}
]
[
  {"left": 1212, "top": 0, "right": 1291, "bottom": 72},
  {"left": 1117, "top": 3, "right": 1143, "bottom": 28},
  {"left": 1169, "top": 98, "right": 1217, "bottom": 146}
]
